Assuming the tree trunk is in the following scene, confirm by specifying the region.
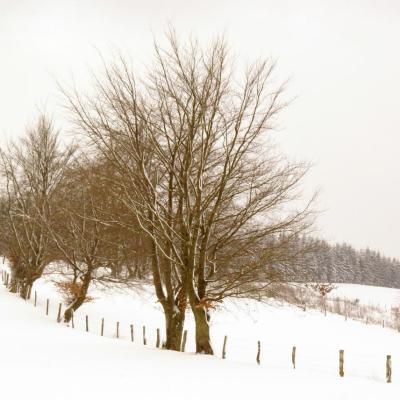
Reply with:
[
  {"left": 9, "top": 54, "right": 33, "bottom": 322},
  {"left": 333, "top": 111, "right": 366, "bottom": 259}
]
[
  {"left": 19, "top": 274, "right": 39, "bottom": 299},
  {"left": 19, "top": 282, "right": 30, "bottom": 299},
  {"left": 9, "top": 277, "right": 18, "bottom": 293},
  {"left": 192, "top": 306, "right": 214, "bottom": 355},
  {"left": 161, "top": 287, "right": 187, "bottom": 351},
  {"left": 163, "top": 306, "right": 185, "bottom": 351},
  {"left": 187, "top": 272, "right": 214, "bottom": 355},
  {"left": 63, "top": 271, "right": 92, "bottom": 323},
  {"left": 110, "top": 262, "right": 118, "bottom": 278}
]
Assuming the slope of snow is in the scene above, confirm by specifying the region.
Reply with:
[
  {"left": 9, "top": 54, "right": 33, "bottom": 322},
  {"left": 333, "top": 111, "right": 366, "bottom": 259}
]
[
  {"left": 1, "top": 276, "right": 400, "bottom": 399},
  {"left": 329, "top": 283, "right": 400, "bottom": 310}
]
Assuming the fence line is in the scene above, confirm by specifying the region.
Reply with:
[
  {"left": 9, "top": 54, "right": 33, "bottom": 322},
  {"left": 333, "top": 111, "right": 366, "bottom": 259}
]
[{"left": 0, "top": 269, "right": 395, "bottom": 383}]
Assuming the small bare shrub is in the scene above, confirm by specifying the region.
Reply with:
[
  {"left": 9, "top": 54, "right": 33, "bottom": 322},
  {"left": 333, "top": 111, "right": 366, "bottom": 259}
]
[{"left": 55, "top": 281, "right": 94, "bottom": 305}]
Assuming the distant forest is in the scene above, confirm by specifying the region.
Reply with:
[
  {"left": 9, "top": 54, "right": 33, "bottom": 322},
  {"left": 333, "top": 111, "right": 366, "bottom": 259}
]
[{"left": 284, "top": 238, "right": 400, "bottom": 289}]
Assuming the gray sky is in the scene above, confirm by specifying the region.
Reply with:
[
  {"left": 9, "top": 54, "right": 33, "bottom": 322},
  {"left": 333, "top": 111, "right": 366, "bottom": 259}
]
[{"left": 1, "top": 0, "right": 400, "bottom": 257}]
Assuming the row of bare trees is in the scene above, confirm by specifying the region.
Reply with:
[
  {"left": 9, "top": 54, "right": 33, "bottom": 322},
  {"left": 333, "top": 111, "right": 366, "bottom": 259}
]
[
  {"left": 0, "top": 32, "right": 315, "bottom": 354},
  {"left": 0, "top": 117, "right": 74, "bottom": 299}
]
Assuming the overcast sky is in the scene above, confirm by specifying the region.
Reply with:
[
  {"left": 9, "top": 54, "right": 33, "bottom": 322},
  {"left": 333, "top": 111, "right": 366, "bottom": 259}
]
[{"left": 1, "top": 0, "right": 400, "bottom": 257}]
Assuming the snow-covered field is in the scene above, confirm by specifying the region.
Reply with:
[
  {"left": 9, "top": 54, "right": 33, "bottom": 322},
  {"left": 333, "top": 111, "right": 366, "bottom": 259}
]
[
  {"left": 328, "top": 283, "right": 400, "bottom": 310},
  {"left": 1, "top": 273, "right": 400, "bottom": 399}
]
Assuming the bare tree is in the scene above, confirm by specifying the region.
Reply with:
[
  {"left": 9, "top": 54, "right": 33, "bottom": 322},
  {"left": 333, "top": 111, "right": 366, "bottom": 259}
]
[
  {"left": 63, "top": 31, "right": 314, "bottom": 353},
  {"left": 45, "top": 158, "right": 134, "bottom": 322},
  {"left": 0, "top": 115, "right": 74, "bottom": 298}
]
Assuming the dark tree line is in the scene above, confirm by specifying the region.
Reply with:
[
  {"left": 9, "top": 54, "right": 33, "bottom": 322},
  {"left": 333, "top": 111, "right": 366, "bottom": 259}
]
[{"left": 284, "top": 237, "right": 400, "bottom": 288}]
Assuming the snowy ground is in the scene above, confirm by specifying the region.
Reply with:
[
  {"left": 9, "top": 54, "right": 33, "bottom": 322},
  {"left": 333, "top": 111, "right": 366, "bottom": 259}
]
[
  {"left": 328, "top": 283, "right": 400, "bottom": 310},
  {"left": 1, "top": 273, "right": 400, "bottom": 399}
]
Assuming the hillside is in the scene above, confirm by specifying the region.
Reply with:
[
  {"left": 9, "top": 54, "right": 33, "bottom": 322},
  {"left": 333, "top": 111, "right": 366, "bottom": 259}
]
[
  {"left": 285, "top": 238, "right": 400, "bottom": 288},
  {"left": 1, "top": 275, "right": 400, "bottom": 399},
  {"left": 328, "top": 284, "right": 400, "bottom": 309}
]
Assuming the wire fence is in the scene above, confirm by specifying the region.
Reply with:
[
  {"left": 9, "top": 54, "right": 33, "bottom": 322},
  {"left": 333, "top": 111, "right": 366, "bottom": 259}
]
[{"left": 0, "top": 269, "right": 396, "bottom": 384}]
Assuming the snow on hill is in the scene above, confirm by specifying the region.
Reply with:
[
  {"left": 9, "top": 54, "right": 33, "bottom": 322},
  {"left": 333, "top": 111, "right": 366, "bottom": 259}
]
[
  {"left": 1, "top": 276, "right": 400, "bottom": 399},
  {"left": 329, "top": 283, "right": 400, "bottom": 310}
]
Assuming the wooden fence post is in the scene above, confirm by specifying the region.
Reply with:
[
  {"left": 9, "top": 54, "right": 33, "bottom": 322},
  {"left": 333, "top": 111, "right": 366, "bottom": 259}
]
[
  {"left": 46, "top": 299, "right": 49, "bottom": 316},
  {"left": 27, "top": 285, "right": 32, "bottom": 301},
  {"left": 101, "top": 318, "right": 104, "bottom": 336},
  {"left": 339, "top": 350, "right": 344, "bottom": 377},
  {"left": 130, "top": 324, "right": 134, "bottom": 342},
  {"left": 181, "top": 330, "right": 187, "bottom": 352},
  {"left": 116, "top": 322, "right": 120, "bottom": 339},
  {"left": 222, "top": 335, "right": 228, "bottom": 359},
  {"left": 143, "top": 326, "right": 147, "bottom": 345},
  {"left": 86, "top": 315, "right": 89, "bottom": 332},
  {"left": 292, "top": 346, "right": 296, "bottom": 369},
  {"left": 57, "top": 303, "right": 62, "bottom": 323},
  {"left": 256, "top": 341, "right": 261, "bottom": 365},
  {"left": 386, "top": 355, "right": 392, "bottom": 383},
  {"left": 71, "top": 310, "right": 74, "bottom": 329},
  {"left": 156, "top": 328, "right": 160, "bottom": 348},
  {"left": 34, "top": 291, "right": 37, "bottom": 307}
]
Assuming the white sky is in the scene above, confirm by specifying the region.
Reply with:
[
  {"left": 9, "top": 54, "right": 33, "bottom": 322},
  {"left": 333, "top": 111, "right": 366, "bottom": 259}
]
[{"left": 1, "top": 0, "right": 400, "bottom": 257}]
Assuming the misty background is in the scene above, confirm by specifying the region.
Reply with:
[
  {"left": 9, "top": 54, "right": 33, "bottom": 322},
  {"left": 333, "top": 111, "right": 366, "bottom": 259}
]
[{"left": 1, "top": 0, "right": 399, "bottom": 257}]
